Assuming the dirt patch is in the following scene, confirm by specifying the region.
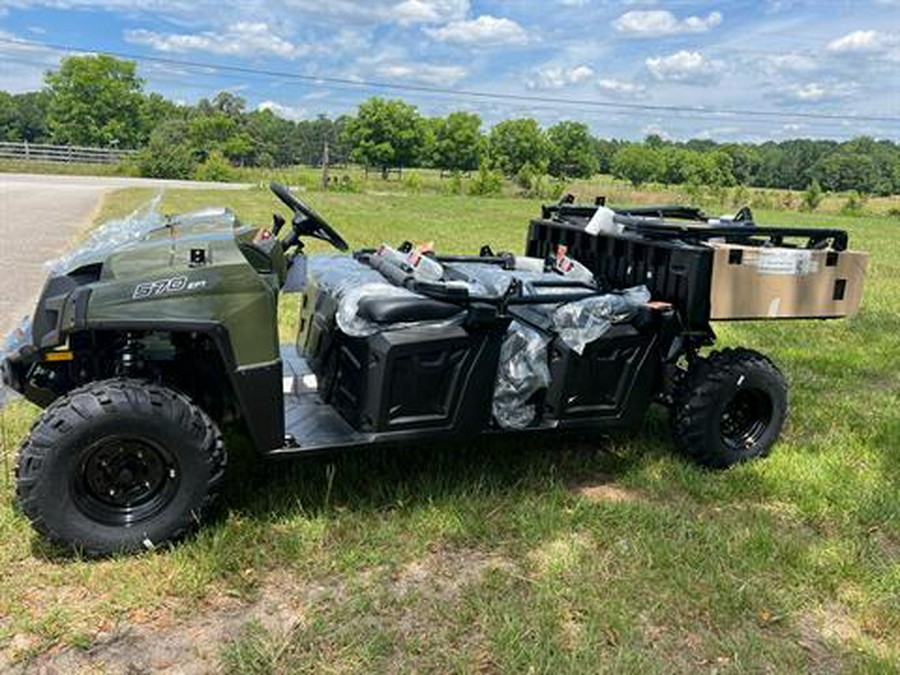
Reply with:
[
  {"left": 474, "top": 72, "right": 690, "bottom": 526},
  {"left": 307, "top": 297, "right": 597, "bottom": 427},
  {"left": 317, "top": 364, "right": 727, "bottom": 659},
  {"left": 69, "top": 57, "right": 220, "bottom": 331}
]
[
  {"left": 570, "top": 477, "right": 645, "bottom": 504},
  {"left": 13, "top": 569, "right": 340, "bottom": 675},
  {"left": 391, "top": 548, "right": 514, "bottom": 601},
  {"left": 10, "top": 549, "right": 515, "bottom": 674},
  {"left": 794, "top": 602, "right": 896, "bottom": 673},
  {"left": 528, "top": 532, "right": 594, "bottom": 578}
]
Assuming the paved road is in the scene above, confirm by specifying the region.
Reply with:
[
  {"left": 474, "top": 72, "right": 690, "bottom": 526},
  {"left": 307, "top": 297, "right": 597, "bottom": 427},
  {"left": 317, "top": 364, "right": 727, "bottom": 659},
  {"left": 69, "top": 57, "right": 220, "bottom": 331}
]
[{"left": 0, "top": 173, "right": 250, "bottom": 337}]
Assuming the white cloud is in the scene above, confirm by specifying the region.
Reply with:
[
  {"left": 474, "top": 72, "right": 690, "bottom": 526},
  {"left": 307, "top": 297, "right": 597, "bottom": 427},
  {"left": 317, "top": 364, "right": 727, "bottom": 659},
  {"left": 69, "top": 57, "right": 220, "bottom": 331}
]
[
  {"left": 392, "top": 0, "right": 469, "bottom": 25},
  {"left": 641, "top": 123, "right": 672, "bottom": 140},
  {"left": 758, "top": 52, "right": 818, "bottom": 74},
  {"left": 527, "top": 64, "right": 593, "bottom": 89},
  {"left": 375, "top": 62, "right": 468, "bottom": 85},
  {"left": 827, "top": 29, "right": 896, "bottom": 53},
  {"left": 0, "top": 29, "right": 63, "bottom": 92},
  {"left": 423, "top": 15, "right": 528, "bottom": 46},
  {"left": 557, "top": 0, "right": 589, "bottom": 6},
  {"left": 257, "top": 100, "right": 308, "bottom": 121},
  {"left": 613, "top": 10, "right": 722, "bottom": 37},
  {"left": 126, "top": 22, "right": 311, "bottom": 59},
  {"left": 597, "top": 77, "right": 646, "bottom": 96},
  {"left": 645, "top": 50, "right": 724, "bottom": 83},
  {"left": 694, "top": 126, "right": 742, "bottom": 140},
  {"left": 778, "top": 82, "right": 856, "bottom": 103}
]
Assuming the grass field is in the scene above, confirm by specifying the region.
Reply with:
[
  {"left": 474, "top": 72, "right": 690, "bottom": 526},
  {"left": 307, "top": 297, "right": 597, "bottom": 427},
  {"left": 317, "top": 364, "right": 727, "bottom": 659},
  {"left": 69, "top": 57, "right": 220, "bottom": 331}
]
[{"left": 0, "top": 184, "right": 898, "bottom": 673}]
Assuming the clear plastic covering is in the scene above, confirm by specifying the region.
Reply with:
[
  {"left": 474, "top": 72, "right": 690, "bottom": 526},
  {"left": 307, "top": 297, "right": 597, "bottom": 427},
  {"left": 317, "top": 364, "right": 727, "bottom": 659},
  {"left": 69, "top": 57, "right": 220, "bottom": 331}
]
[
  {"left": 307, "top": 255, "right": 385, "bottom": 297},
  {"left": 552, "top": 286, "right": 651, "bottom": 355},
  {"left": 492, "top": 321, "right": 552, "bottom": 429},
  {"left": 47, "top": 194, "right": 164, "bottom": 275},
  {"left": 448, "top": 262, "right": 540, "bottom": 295},
  {"left": 337, "top": 283, "right": 421, "bottom": 337},
  {"left": 308, "top": 255, "right": 464, "bottom": 338},
  {"left": 0, "top": 316, "right": 31, "bottom": 408}
]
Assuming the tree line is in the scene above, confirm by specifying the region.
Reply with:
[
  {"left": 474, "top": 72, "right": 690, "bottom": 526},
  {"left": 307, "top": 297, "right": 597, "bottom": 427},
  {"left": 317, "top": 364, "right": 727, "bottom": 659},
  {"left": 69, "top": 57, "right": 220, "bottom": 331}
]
[{"left": 1, "top": 54, "right": 898, "bottom": 195}]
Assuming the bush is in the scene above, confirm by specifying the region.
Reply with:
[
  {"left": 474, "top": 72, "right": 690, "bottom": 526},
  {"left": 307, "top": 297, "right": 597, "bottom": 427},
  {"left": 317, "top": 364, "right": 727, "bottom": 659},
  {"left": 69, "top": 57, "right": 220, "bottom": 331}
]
[
  {"left": 445, "top": 171, "right": 465, "bottom": 195},
  {"left": 468, "top": 160, "right": 503, "bottom": 196},
  {"left": 801, "top": 179, "right": 824, "bottom": 212},
  {"left": 403, "top": 172, "right": 423, "bottom": 194},
  {"left": 193, "top": 150, "right": 235, "bottom": 182},
  {"left": 137, "top": 119, "right": 196, "bottom": 179},
  {"left": 329, "top": 174, "right": 360, "bottom": 193},
  {"left": 750, "top": 190, "right": 775, "bottom": 210},
  {"left": 840, "top": 190, "right": 867, "bottom": 216},
  {"left": 730, "top": 184, "right": 751, "bottom": 209},
  {"left": 137, "top": 142, "right": 195, "bottom": 180}
]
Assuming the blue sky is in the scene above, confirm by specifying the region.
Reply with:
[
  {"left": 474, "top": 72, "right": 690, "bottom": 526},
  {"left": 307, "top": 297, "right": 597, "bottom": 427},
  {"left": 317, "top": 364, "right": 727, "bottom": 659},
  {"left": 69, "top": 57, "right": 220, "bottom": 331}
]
[{"left": 0, "top": 0, "right": 898, "bottom": 141}]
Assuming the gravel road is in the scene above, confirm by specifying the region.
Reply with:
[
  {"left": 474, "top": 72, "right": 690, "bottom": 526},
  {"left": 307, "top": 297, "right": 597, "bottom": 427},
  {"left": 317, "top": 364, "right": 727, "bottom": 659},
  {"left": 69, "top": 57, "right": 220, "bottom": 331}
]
[{"left": 0, "top": 173, "right": 249, "bottom": 335}]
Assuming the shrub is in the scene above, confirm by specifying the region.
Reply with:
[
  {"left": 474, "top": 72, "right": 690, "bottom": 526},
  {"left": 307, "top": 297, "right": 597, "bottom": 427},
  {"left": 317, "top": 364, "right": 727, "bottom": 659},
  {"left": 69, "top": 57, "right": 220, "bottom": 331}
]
[
  {"left": 403, "top": 172, "right": 423, "bottom": 194},
  {"left": 329, "top": 174, "right": 360, "bottom": 193},
  {"left": 445, "top": 171, "right": 465, "bottom": 195},
  {"left": 730, "top": 184, "right": 751, "bottom": 209},
  {"left": 840, "top": 191, "right": 867, "bottom": 216},
  {"left": 801, "top": 179, "right": 824, "bottom": 212},
  {"left": 193, "top": 150, "right": 235, "bottom": 182},
  {"left": 468, "top": 160, "right": 503, "bottom": 196},
  {"left": 750, "top": 190, "right": 775, "bottom": 210},
  {"left": 137, "top": 141, "right": 195, "bottom": 180}
]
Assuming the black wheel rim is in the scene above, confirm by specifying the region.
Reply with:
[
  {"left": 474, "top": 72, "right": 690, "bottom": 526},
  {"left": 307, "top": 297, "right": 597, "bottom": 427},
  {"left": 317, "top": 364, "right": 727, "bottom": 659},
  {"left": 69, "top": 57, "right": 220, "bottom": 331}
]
[
  {"left": 720, "top": 388, "right": 773, "bottom": 451},
  {"left": 72, "top": 437, "right": 179, "bottom": 526}
]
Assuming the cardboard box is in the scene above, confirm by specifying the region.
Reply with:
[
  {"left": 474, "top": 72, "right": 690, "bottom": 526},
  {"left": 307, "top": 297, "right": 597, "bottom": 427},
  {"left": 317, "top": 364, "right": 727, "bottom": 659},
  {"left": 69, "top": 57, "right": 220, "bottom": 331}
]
[{"left": 709, "top": 243, "right": 868, "bottom": 320}]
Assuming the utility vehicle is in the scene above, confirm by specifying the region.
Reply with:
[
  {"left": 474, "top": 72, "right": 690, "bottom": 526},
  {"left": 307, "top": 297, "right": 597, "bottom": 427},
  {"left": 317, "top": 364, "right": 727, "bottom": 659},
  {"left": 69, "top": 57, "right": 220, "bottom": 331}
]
[{"left": 1, "top": 183, "right": 861, "bottom": 555}]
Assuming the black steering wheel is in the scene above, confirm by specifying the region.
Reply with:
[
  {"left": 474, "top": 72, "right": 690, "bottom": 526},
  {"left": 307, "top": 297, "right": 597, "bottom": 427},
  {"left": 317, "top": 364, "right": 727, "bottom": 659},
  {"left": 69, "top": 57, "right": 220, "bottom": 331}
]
[{"left": 270, "top": 181, "right": 349, "bottom": 252}]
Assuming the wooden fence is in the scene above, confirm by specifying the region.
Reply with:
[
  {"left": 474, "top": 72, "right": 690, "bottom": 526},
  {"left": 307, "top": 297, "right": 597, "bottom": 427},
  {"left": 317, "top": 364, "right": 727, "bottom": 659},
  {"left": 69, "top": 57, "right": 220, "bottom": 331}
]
[{"left": 0, "top": 141, "right": 137, "bottom": 165}]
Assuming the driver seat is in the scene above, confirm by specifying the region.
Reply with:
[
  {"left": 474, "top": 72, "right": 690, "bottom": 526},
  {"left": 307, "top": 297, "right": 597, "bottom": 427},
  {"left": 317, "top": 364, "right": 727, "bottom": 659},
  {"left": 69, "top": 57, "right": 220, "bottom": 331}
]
[{"left": 356, "top": 295, "right": 464, "bottom": 325}]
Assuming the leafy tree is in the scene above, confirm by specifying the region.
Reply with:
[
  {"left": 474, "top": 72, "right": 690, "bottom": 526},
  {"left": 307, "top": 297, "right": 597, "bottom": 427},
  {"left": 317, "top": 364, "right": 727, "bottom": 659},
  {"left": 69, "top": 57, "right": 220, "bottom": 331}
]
[
  {"left": 0, "top": 91, "right": 16, "bottom": 141},
  {"left": 547, "top": 121, "right": 598, "bottom": 178},
  {"left": 813, "top": 152, "right": 878, "bottom": 194},
  {"left": 45, "top": 55, "right": 147, "bottom": 147},
  {"left": 342, "top": 97, "right": 423, "bottom": 177},
  {"left": 188, "top": 112, "right": 237, "bottom": 159},
  {"left": 0, "top": 91, "right": 50, "bottom": 142},
  {"left": 432, "top": 111, "right": 482, "bottom": 172},
  {"left": 246, "top": 108, "right": 299, "bottom": 166},
  {"left": 488, "top": 118, "right": 547, "bottom": 176},
  {"left": 594, "top": 138, "right": 622, "bottom": 174},
  {"left": 140, "top": 92, "right": 180, "bottom": 134},
  {"left": 611, "top": 144, "right": 663, "bottom": 187},
  {"left": 296, "top": 114, "right": 349, "bottom": 166},
  {"left": 211, "top": 91, "right": 246, "bottom": 118}
]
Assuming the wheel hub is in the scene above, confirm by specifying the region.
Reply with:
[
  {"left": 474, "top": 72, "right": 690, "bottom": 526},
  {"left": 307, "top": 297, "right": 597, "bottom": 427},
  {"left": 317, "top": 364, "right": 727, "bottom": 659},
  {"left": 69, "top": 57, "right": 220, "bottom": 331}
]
[
  {"left": 74, "top": 438, "right": 179, "bottom": 526},
  {"left": 720, "top": 388, "right": 773, "bottom": 450}
]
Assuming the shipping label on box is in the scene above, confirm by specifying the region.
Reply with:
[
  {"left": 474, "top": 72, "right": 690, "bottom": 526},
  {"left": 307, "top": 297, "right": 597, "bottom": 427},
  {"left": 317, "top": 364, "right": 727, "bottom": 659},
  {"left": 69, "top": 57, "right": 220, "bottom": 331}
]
[{"left": 709, "top": 243, "right": 868, "bottom": 320}]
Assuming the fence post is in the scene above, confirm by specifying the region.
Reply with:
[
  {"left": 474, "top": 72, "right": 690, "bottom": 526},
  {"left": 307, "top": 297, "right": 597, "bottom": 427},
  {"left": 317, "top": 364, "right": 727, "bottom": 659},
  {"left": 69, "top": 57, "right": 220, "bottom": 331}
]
[{"left": 24, "top": 140, "right": 29, "bottom": 160}]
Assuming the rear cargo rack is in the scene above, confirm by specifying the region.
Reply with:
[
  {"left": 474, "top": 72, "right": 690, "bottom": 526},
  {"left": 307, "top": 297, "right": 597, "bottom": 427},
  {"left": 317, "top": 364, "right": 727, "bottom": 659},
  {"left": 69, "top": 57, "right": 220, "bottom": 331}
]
[{"left": 527, "top": 200, "right": 858, "bottom": 333}]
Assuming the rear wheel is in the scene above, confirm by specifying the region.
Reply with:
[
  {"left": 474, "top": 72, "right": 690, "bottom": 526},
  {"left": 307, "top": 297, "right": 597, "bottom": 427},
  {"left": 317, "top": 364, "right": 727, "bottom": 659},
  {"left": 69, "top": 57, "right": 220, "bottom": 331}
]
[
  {"left": 672, "top": 348, "right": 787, "bottom": 468},
  {"left": 15, "top": 379, "right": 225, "bottom": 556}
]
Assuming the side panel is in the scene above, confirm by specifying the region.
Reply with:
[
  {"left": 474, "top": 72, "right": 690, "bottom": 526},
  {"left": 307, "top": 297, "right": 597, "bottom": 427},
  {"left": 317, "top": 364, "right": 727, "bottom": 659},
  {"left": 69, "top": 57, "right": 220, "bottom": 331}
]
[
  {"left": 329, "top": 325, "right": 505, "bottom": 435},
  {"left": 545, "top": 324, "right": 661, "bottom": 428}
]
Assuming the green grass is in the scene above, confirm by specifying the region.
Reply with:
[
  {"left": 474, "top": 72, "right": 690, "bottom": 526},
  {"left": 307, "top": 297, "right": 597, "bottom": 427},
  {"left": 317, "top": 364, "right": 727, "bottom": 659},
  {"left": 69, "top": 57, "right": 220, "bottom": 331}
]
[{"left": 1, "top": 185, "right": 898, "bottom": 672}]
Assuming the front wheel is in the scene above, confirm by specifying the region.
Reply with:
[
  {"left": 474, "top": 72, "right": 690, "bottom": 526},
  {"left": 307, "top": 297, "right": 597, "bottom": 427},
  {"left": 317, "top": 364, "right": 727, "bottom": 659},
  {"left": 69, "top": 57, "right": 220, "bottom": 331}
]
[
  {"left": 15, "top": 379, "right": 225, "bottom": 556},
  {"left": 672, "top": 348, "right": 788, "bottom": 469}
]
